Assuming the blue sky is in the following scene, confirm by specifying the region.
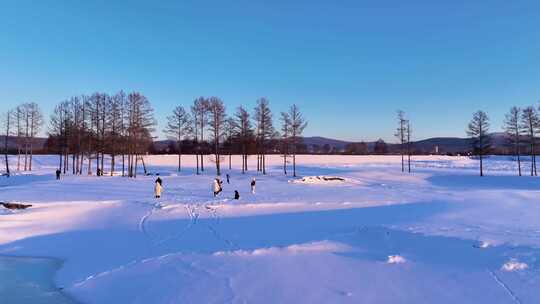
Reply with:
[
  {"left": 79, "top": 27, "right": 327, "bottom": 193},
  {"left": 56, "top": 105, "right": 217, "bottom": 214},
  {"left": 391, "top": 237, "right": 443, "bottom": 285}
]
[{"left": 1, "top": 0, "right": 539, "bottom": 141}]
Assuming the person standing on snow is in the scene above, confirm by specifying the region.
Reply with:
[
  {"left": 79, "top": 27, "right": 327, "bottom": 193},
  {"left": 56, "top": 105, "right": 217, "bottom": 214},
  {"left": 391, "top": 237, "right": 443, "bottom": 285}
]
[
  {"left": 55, "top": 169, "right": 61, "bottom": 180},
  {"left": 234, "top": 190, "right": 240, "bottom": 200},
  {"left": 250, "top": 178, "right": 256, "bottom": 194},
  {"left": 213, "top": 178, "right": 222, "bottom": 197},
  {"left": 226, "top": 174, "right": 230, "bottom": 184},
  {"left": 154, "top": 180, "right": 163, "bottom": 199}
]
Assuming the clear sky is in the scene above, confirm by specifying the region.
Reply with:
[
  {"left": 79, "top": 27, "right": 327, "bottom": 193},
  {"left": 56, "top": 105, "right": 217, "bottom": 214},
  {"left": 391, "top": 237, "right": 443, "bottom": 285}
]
[{"left": 1, "top": 0, "right": 539, "bottom": 142}]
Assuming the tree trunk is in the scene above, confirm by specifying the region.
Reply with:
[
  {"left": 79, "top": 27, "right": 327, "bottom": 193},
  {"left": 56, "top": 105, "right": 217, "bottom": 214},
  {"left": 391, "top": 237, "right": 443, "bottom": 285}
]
[
  {"left": 177, "top": 140, "right": 181, "bottom": 172},
  {"left": 141, "top": 156, "right": 147, "bottom": 175},
  {"left": 480, "top": 154, "right": 483, "bottom": 177},
  {"left": 241, "top": 144, "right": 246, "bottom": 174},
  {"left": 133, "top": 154, "right": 139, "bottom": 178},
  {"left": 516, "top": 140, "right": 521, "bottom": 177},
  {"left": 263, "top": 154, "right": 266, "bottom": 175},
  {"left": 101, "top": 152, "right": 105, "bottom": 176},
  {"left": 111, "top": 154, "right": 115, "bottom": 176},
  {"left": 29, "top": 142, "right": 33, "bottom": 171},
  {"left": 196, "top": 153, "right": 199, "bottom": 175},
  {"left": 4, "top": 117, "right": 10, "bottom": 177},
  {"left": 200, "top": 153, "right": 204, "bottom": 172},
  {"left": 531, "top": 142, "right": 535, "bottom": 177},
  {"left": 293, "top": 153, "right": 296, "bottom": 177},
  {"left": 96, "top": 152, "right": 100, "bottom": 176},
  {"left": 283, "top": 154, "right": 287, "bottom": 175},
  {"left": 24, "top": 140, "right": 28, "bottom": 171},
  {"left": 65, "top": 151, "right": 69, "bottom": 174},
  {"left": 17, "top": 146, "right": 20, "bottom": 171},
  {"left": 59, "top": 151, "right": 62, "bottom": 171}
]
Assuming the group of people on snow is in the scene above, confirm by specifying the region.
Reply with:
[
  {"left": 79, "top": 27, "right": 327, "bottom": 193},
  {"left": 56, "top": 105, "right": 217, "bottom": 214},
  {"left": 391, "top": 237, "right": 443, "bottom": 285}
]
[{"left": 153, "top": 173, "right": 256, "bottom": 201}]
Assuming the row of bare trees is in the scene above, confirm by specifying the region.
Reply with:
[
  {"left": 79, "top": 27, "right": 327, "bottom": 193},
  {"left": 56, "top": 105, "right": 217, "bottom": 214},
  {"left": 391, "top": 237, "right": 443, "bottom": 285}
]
[
  {"left": 502, "top": 105, "right": 540, "bottom": 177},
  {"left": 164, "top": 97, "right": 307, "bottom": 177},
  {"left": 1, "top": 103, "right": 44, "bottom": 176},
  {"left": 48, "top": 91, "right": 155, "bottom": 177},
  {"left": 466, "top": 103, "right": 540, "bottom": 176}
]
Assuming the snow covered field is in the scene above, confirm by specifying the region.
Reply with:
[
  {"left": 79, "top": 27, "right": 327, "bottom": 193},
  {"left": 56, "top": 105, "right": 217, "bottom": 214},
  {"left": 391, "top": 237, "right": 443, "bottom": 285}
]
[{"left": 1, "top": 154, "right": 540, "bottom": 303}]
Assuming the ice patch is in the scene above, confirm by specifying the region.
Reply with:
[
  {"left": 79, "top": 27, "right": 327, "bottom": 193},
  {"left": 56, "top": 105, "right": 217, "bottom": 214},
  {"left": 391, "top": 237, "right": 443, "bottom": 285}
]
[
  {"left": 214, "top": 241, "right": 351, "bottom": 257},
  {"left": 501, "top": 259, "right": 528, "bottom": 272},
  {"left": 387, "top": 255, "right": 407, "bottom": 264}
]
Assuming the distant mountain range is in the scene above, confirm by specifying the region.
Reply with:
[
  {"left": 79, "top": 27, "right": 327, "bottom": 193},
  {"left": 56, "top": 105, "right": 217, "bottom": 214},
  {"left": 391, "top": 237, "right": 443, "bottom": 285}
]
[
  {"left": 0, "top": 133, "right": 512, "bottom": 154},
  {"left": 302, "top": 133, "right": 510, "bottom": 154}
]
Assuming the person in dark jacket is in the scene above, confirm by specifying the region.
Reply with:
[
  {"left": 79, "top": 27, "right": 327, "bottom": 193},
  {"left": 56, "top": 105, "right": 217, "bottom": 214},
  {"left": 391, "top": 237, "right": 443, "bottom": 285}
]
[
  {"left": 55, "top": 169, "right": 61, "bottom": 180},
  {"left": 250, "top": 178, "right": 256, "bottom": 194},
  {"left": 226, "top": 174, "right": 230, "bottom": 184},
  {"left": 234, "top": 190, "right": 240, "bottom": 200}
]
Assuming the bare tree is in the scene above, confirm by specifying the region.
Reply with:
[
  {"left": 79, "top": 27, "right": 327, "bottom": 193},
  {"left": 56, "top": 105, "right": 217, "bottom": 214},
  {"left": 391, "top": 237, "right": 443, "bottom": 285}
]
[
  {"left": 15, "top": 106, "right": 23, "bottom": 171},
  {"left": 207, "top": 97, "right": 227, "bottom": 176},
  {"left": 20, "top": 103, "right": 32, "bottom": 171},
  {"left": 504, "top": 106, "right": 523, "bottom": 176},
  {"left": 224, "top": 118, "right": 235, "bottom": 170},
  {"left": 467, "top": 110, "right": 491, "bottom": 177},
  {"left": 164, "top": 105, "right": 191, "bottom": 172},
  {"left": 26, "top": 103, "right": 43, "bottom": 171},
  {"left": 254, "top": 98, "right": 274, "bottom": 175},
  {"left": 233, "top": 106, "right": 253, "bottom": 174},
  {"left": 280, "top": 111, "right": 291, "bottom": 175},
  {"left": 395, "top": 110, "right": 407, "bottom": 172},
  {"left": 521, "top": 106, "right": 539, "bottom": 176},
  {"left": 405, "top": 120, "right": 412, "bottom": 173},
  {"left": 125, "top": 92, "right": 156, "bottom": 178},
  {"left": 49, "top": 101, "right": 70, "bottom": 172},
  {"left": 191, "top": 97, "right": 209, "bottom": 174},
  {"left": 288, "top": 104, "right": 307, "bottom": 177},
  {"left": 2, "top": 110, "right": 12, "bottom": 176}
]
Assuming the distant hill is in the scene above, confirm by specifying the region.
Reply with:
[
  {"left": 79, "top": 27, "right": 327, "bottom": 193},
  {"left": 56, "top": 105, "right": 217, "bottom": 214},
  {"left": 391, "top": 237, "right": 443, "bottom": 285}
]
[
  {"left": 302, "top": 133, "right": 510, "bottom": 154},
  {"left": 0, "top": 133, "right": 511, "bottom": 155},
  {"left": 301, "top": 137, "right": 352, "bottom": 150},
  {"left": 409, "top": 137, "right": 473, "bottom": 154}
]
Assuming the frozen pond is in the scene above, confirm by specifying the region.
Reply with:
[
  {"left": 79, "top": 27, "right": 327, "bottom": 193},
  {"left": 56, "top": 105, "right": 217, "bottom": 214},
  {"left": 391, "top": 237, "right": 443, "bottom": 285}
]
[{"left": 0, "top": 256, "right": 76, "bottom": 304}]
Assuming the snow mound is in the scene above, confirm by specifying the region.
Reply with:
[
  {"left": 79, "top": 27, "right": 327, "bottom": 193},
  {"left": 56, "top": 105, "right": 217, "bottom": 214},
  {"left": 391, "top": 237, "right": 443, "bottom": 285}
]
[
  {"left": 501, "top": 259, "right": 528, "bottom": 272},
  {"left": 479, "top": 241, "right": 491, "bottom": 248},
  {"left": 387, "top": 255, "right": 407, "bottom": 264},
  {"left": 214, "top": 241, "right": 351, "bottom": 257},
  {"left": 473, "top": 241, "right": 491, "bottom": 249},
  {"left": 291, "top": 176, "right": 352, "bottom": 185}
]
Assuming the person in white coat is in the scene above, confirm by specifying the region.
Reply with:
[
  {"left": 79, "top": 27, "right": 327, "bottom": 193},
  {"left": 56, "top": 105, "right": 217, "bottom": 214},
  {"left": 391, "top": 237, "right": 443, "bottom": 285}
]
[
  {"left": 213, "top": 178, "right": 222, "bottom": 197},
  {"left": 154, "top": 181, "right": 163, "bottom": 199}
]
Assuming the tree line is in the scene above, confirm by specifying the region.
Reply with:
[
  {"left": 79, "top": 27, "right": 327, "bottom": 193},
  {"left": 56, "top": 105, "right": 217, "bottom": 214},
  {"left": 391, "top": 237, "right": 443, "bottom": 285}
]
[
  {"left": 1, "top": 102, "right": 44, "bottom": 176},
  {"left": 2, "top": 92, "right": 308, "bottom": 178},
  {"left": 164, "top": 97, "right": 307, "bottom": 177},
  {"left": 467, "top": 104, "right": 540, "bottom": 177}
]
